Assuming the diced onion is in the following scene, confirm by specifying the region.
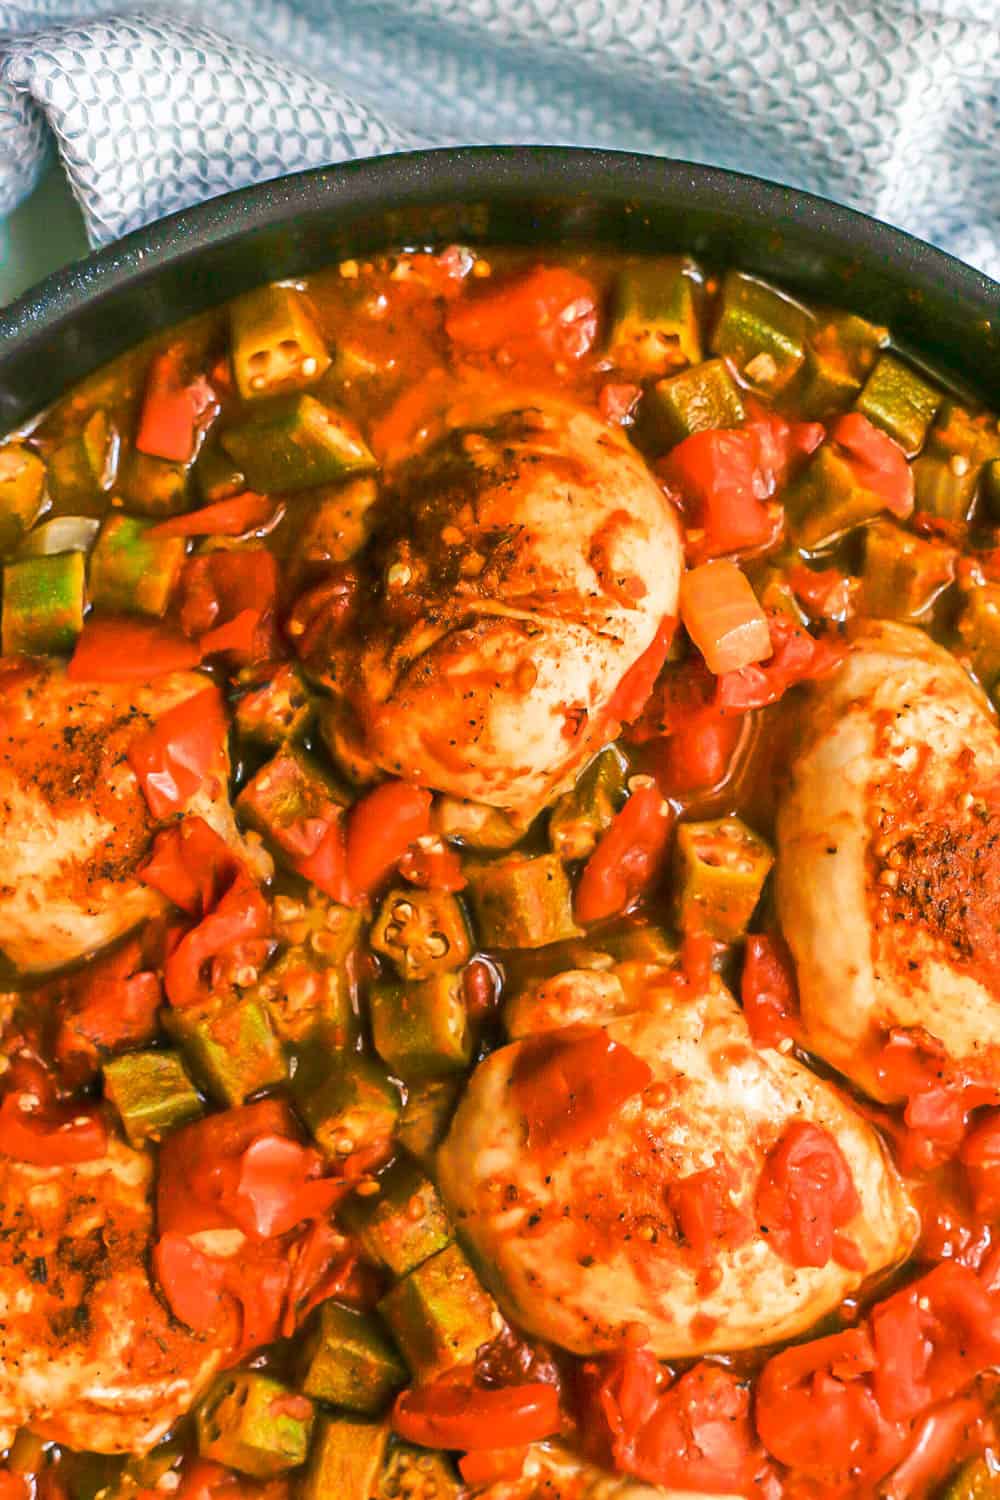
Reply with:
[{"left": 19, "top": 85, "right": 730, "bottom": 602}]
[
  {"left": 17, "top": 515, "right": 100, "bottom": 557},
  {"left": 680, "top": 559, "right": 772, "bottom": 675}
]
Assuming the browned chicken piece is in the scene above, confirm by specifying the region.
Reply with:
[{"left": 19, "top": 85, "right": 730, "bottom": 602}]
[
  {"left": 0, "top": 659, "right": 268, "bottom": 974},
  {"left": 471, "top": 1444, "right": 736, "bottom": 1499},
  {"left": 319, "top": 385, "right": 683, "bottom": 818},
  {"left": 0, "top": 1137, "right": 223, "bottom": 1451},
  {"left": 777, "top": 620, "right": 1000, "bottom": 1100},
  {"left": 438, "top": 962, "right": 915, "bottom": 1359}
]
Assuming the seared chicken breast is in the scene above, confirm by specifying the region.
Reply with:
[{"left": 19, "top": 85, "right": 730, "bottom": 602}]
[
  {"left": 777, "top": 620, "right": 1000, "bottom": 1100},
  {"left": 0, "top": 1137, "right": 223, "bottom": 1451},
  {"left": 321, "top": 387, "right": 682, "bottom": 817},
  {"left": 0, "top": 659, "right": 265, "bottom": 973},
  {"left": 438, "top": 963, "right": 914, "bottom": 1359}
]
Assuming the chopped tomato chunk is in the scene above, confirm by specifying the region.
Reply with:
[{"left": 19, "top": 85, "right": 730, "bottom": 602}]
[
  {"left": 178, "top": 549, "right": 279, "bottom": 665},
  {"left": 608, "top": 615, "right": 677, "bottom": 726},
  {"left": 135, "top": 347, "right": 216, "bottom": 464},
  {"left": 830, "top": 411, "right": 914, "bottom": 517},
  {"left": 755, "top": 1120, "right": 861, "bottom": 1268},
  {"left": 393, "top": 1381, "right": 560, "bottom": 1451},
  {"left": 574, "top": 781, "right": 673, "bottom": 924},
  {"left": 0, "top": 1061, "right": 107, "bottom": 1166},
  {"left": 715, "top": 613, "right": 846, "bottom": 713},
  {"left": 344, "top": 780, "right": 433, "bottom": 897},
  {"left": 960, "top": 1109, "right": 1000, "bottom": 1217},
  {"left": 399, "top": 839, "right": 466, "bottom": 892},
  {"left": 127, "top": 685, "right": 228, "bottom": 820},
  {"left": 68, "top": 616, "right": 201, "bottom": 682},
  {"left": 150, "top": 491, "right": 274, "bottom": 538},
  {"left": 741, "top": 933, "right": 799, "bottom": 1047},
  {"left": 512, "top": 1025, "right": 652, "bottom": 1151},
  {"left": 445, "top": 265, "right": 598, "bottom": 364}
]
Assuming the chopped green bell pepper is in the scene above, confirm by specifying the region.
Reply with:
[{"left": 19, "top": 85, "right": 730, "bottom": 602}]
[
  {"left": 711, "top": 270, "right": 813, "bottom": 391},
  {"left": 958, "top": 581, "right": 1000, "bottom": 694},
  {"left": 607, "top": 258, "right": 702, "bottom": 377},
  {"left": 370, "top": 973, "right": 472, "bottom": 1082},
  {"left": 861, "top": 520, "right": 957, "bottom": 622},
  {"left": 300, "top": 1301, "right": 406, "bottom": 1414},
  {"left": 118, "top": 449, "right": 191, "bottom": 516},
  {"left": 47, "top": 410, "right": 117, "bottom": 507},
  {"left": 855, "top": 353, "right": 942, "bottom": 457},
  {"left": 0, "top": 443, "right": 46, "bottom": 555},
  {"left": 378, "top": 1242, "right": 502, "bottom": 1380},
  {"left": 798, "top": 311, "right": 888, "bottom": 417},
  {"left": 371, "top": 888, "right": 471, "bottom": 982},
  {"left": 103, "top": 1050, "right": 202, "bottom": 1147},
  {"left": 2, "top": 551, "right": 86, "bottom": 656},
  {"left": 379, "top": 1445, "right": 462, "bottom": 1500},
  {"left": 293, "top": 1044, "right": 402, "bottom": 1160},
  {"left": 342, "top": 1156, "right": 453, "bottom": 1276},
  {"left": 640, "top": 357, "right": 745, "bottom": 450},
  {"left": 196, "top": 1373, "right": 314, "bottom": 1477},
  {"left": 221, "top": 394, "right": 376, "bottom": 493},
  {"left": 301, "top": 1416, "right": 389, "bottom": 1500},
  {"left": 230, "top": 283, "right": 331, "bottom": 401},
  {"left": 395, "top": 1077, "right": 463, "bottom": 1170},
  {"left": 464, "top": 853, "right": 581, "bottom": 949},
  {"left": 88, "top": 513, "right": 186, "bottom": 617},
  {"left": 235, "top": 662, "right": 314, "bottom": 746},
  {"left": 165, "top": 993, "right": 287, "bottom": 1107},
  {"left": 549, "top": 745, "right": 628, "bottom": 862},
  {"left": 673, "top": 817, "right": 774, "bottom": 941},
  {"left": 291, "top": 477, "right": 380, "bottom": 571}
]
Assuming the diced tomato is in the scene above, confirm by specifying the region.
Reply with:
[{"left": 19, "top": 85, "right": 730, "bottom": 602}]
[
  {"left": 607, "top": 616, "right": 677, "bottom": 726},
  {"left": 295, "top": 813, "right": 354, "bottom": 905},
  {"left": 599, "top": 382, "right": 641, "bottom": 425},
  {"left": 225, "top": 1133, "right": 346, "bottom": 1240},
  {"left": 127, "top": 685, "right": 229, "bottom": 820},
  {"left": 158, "top": 1099, "right": 299, "bottom": 1237},
  {"left": 200, "top": 609, "right": 263, "bottom": 659},
  {"left": 512, "top": 1026, "right": 652, "bottom": 1152},
  {"left": 661, "top": 709, "right": 747, "bottom": 796},
  {"left": 715, "top": 613, "right": 846, "bottom": 713},
  {"left": 830, "top": 412, "right": 914, "bottom": 518},
  {"left": 0, "top": 1084, "right": 107, "bottom": 1167},
  {"left": 393, "top": 1381, "right": 561, "bottom": 1451},
  {"left": 574, "top": 781, "right": 674, "bottom": 924},
  {"left": 135, "top": 348, "right": 217, "bottom": 464},
  {"left": 445, "top": 265, "right": 598, "bottom": 364},
  {"left": 399, "top": 839, "right": 467, "bottom": 892},
  {"left": 680, "top": 560, "right": 772, "bottom": 674},
  {"left": 55, "top": 964, "right": 161, "bottom": 1070},
  {"left": 285, "top": 567, "right": 359, "bottom": 664},
  {"left": 139, "top": 816, "right": 241, "bottom": 917},
  {"left": 164, "top": 869, "right": 270, "bottom": 1007},
  {"left": 667, "top": 1161, "right": 751, "bottom": 1267},
  {"left": 68, "top": 616, "right": 201, "bottom": 682},
  {"left": 178, "top": 550, "right": 279, "bottom": 665},
  {"left": 680, "top": 931, "right": 717, "bottom": 991},
  {"left": 960, "top": 1109, "right": 1000, "bottom": 1217},
  {"left": 153, "top": 1231, "right": 232, "bottom": 1332},
  {"left": 458, "top": 1448, "right": 530, "bottom": 1485},
  {"left": 283, "top": 1222, "right": 356, "bottom": 1336},
  {"left": 788, "top": 562, "right": 858, "bottom": 621},
  {"left": 741, "top": 933, "right": 799, "bottom": 1047},
  {"left": 0, "top": 1474, "right": 29, "bottom": 1500},
  {"left": 878, "top": 1395, "right": 991, "bottom": 1500},
  {"left": 344, "top": 780, "right": 433, "bottom": 897},
  {"left": 755, "top": 1120, "right": 862, "bottom": 1268},
  {"left": 151, "top": 492, "right": 274, "bottom": 538},
  {"left": 628, "top": 656, "right": 715, "bottom": 743},
  {"left": 872, "top": 1028, "right": 997, "bottom": 1172}
]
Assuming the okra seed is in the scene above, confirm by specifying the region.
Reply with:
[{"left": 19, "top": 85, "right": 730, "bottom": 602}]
[
  {"left": 394, "top": 902, "right": 414, "bottom": 921},
  {"left": 334, "top": 1134, "right": 356, "bottom": 1155},
  {"left": 951, "top": 454, "right": 970, "bottom": 476},
  {"left": 387, "top": 562, "right": 412, "bottom": 588},
  {"left": 301, "top": 357, "right": 319, "bottom": 377},
  {"left": 425, "top": 933, "right": 449, "bottom": 958},
  {"left": 249, "top": 375, "right": 269, "bottom": 392}
]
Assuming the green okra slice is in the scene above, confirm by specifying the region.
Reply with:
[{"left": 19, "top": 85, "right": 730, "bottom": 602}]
[
  {"left": 342, "top": 1155, "right": 453, "bottom": 1277},
  {"left": 1, "top": 552, "right": 86, "bottom": 656},
  {"left": 378, "top": 1241, "right": 502, "bottom": 1380},
  {"left": 798, "top": 311, "right": 888, "bottom": 417},
  {"left": 230, "top": 283, "right": 331, "bottom": 401},
  {"left": 252, "top": 946, "right": 356, "bottom": 1048},
  {"left": 958, "top": 581, "right": 1000, "bottom": 694},
  {"left": 301, "top": 1416, "right": 390, "bottom": 1500},
  {"left": 548, "top": 745, "right": 628, "bottom": 863},
  {"left": 47, "top": 410, "right": 117, "bottom": 507},
  {"left": 236, "top": 743, "right": 347, "bottom": 862},
  {"left": 290, "top": 477, "right": 379, "bottom": 571},
  {"left": 606, "top": 257, "right": 702, "bottom": 378},
  {"left": 300, "top": 1300, "right": 406, "bottom": 1413},
  {"left": 464, "top": 853, "right": 582, "bottom": 949},
  {"left": 378, "top": 1445, "right": 462, "bottom": 1500},
  {"left": 395, "top": 1077, "right": 464, "bottom": 1171},
  {"left": 0, "top": 443, "right": 46, "bottom": 555},
  {"left": 371, "top": 888, "right": 471, "bottom": 983},
  {"left": 88, "top": 513, "right": 186, "bottom": 617},
  {"left": 235, "top": 662, "right": 314, "bottom": 747},
  {"left": 673, "top": 817, "right": 774, "bottom": 941},
  {"left": 292, "top": 1044, "right": 402, "bottom": 1160},
  {"left": 221, "top": 394, "right": 376, "bottom": 493},
  {"left": 784, "top": 442, "right": 901, "bottom": 550},
  {"left": 940, "top": 1457, "right": 1000, "bottom": 1500},
  {"left": 640, "top": 357, "right": 745, "bottom": 450},
  {"left": 370, "top": 973, "right": 472, "bottom": 1083},
  {"left": 103, "top": 1050, "right": 202, "bottom": 1147},
  {"left": 711, "top": 270, "right": 813, "bottom": 391},
  {"left": 196, "top": 1373, "right": 314, "bottom": 1477},
  {"left": 117, "top": 449, "right": 191, "bottom": 516},
  {"left": 194, "top": 437, "right": 247, "bottom": 504},
  {"left": 165, "top": 993, "right": 287, "bottom": 1107},
  {"left": 912, "top": 402, "right": 1000, "bottom": 521},
  {"left": 854, "top": 352, "right": 943, "bottom": 456},
  {"left": 861, "top": 519, "right": 957, "bottom": 623}
]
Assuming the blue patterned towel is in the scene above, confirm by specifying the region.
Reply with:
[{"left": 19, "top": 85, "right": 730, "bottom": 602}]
[{"left": 1, "top": 1, "right": 998, "bottom": 277}]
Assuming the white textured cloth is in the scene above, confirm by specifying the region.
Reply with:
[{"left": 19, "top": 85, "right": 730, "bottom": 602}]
[{"left": 0, "top": 0, "right": 998, "bottom": 275}]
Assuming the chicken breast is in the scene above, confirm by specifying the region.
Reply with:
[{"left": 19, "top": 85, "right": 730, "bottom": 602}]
[
  {"left": 0, "top": 1136, "right": 223, "bottom": 1450},
  {"left": 776, "top": 620, "right": 1000, "bottom": 1100},
  {"left": 0, "top": 659, "right": 266, "bottom": 973},
  {"left": 474, "top": 1443, "right": 728, "bottom": 1500},
  {"left": 320, "top": 387, "right": 682, "bottom": 817},
  {"left": 438, "top": 963, "right": 914, "bottom": 1359}
]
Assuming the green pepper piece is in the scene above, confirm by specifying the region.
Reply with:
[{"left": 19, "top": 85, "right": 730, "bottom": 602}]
[
  {"left": 673, "top": 817, "right": 774, "bottom": 941},
  {"left": 118, "top": 448, "right": 191, "bottom": 516},
  {"left": 196, "top": 1373, "right": 314, "bottom": 1477},
  {"left": 861, "top": 520, "right": 957, "bottom": 622},
  {"left": 194, "top": 438, "right": 247, "bottom": 504},
  {"left": 231, "top": 283, "right": 331, "bottom": 401},
  {"left": 378, "top": 1444, "right": 462, "bottom": 1500},
  {"left": 290, "top": 477, "right": 379, "bottom": 572},
  {"left": 640, "top": 357, "right": 745, "bottom": 450},
  {"left": 165, "top": 993, "right": 287, "bottom": 1106},
  {"left": 379, "top": 1241, "right": 502, "bottom": 1380},
  {"left": 549, "top": 745, "right": 628, "bottom": 862},
  {"left": 103, "top": 1050, "right": 202, "bottom": 1147},
  {"left": 600, "top": 925, "right": 677, "bottom": 965},
  {"left": 300, "top": 1301, "right": 406, "bottom": 1413},
  {"left": 940, "top": 1457, "right": 1000, "bottom": 1500},
  {"left": 252, "top": 947, "right": 356, "bottom": 1047},
  {"left": 855, "top": 353, "right": 942, "bottom": 457},
  {"left": 711, "top": 270, "right": 813, "bottom": 391},
  {"left": 395, "top": 1077, "right": 463, "bottom": 1170},
  {"left": 434, "top": 796, "right": 527, "bottom": 850},
  {"left": 47, "top": 410, "right": 117, "bottom": 507},
  {"left": 958, "top": 582, "right": 1000, "bottom": 694},
  {"left": 235, "top": 663, "right": 314, "bottom": 746},
  {"left": 272, "top": 889, "right": 363, "bottom": 967},
  {"left": 798, "top": 312, "right": 888, "bottom": 417},
  {"left": 343, "top": 1156, "right": 453, "bottom": 1277},
  {"left": 606, "top": 258, "right": 702, "bottom": 378},
  {"left": 370, "top": 973, "right": 472, "bottom": 1082},
  {"left": 292, "top": 1044, "right": 402, "bottom": 1160},
  {"left": 236, "top": 744, "right": 347, "bottom": 863},
  {"left": 784, "top": 443, "right": 898, "bottom": 550},
  {"left": 0, "top": 443, "right": 46, "bottom": 555},
  {"left": 221, "top": 395, "right": 376, "bottom": 494},
  {"left": 88, "top": 513, "right": 186, "bottom": 617},
  {"left": 371, "top": 888, "right": 472, "bottom": 982},
  {"left": 302, "top": 1416, "right": 390, "bottom": 1500},
  {"left": 2, "top": 552, "right": 86, "bottom": 656},
  {"left": 464, "top": 853, "right": 582, "bottom": 949}
]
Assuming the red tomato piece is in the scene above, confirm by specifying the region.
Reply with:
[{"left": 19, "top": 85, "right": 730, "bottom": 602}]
[
  {"left": 599, "top": 383, "right": 641, "bottom": 425},
  {"left": 164, "top": 870, "right": 270, "bottom": 1008},
  {"left": 741, "top": 933, "right": 799, "bottom": 1047},
  {"left": 344, "top": 780, "right": 433, "bottom": 897},
  {"left": 755, "top": 1120, "right": 861, "bottom": 1268},
  {"left": 283, "top": 1222, "right": 356, "bottom": 1336},
  {"left": 135, "top": 348, "right": 217, "bottom": 464},
  {"left": 179, "top": 550, "right": 279, "bottom": 664},
  {"left": 294, "top": 813, "right": 354, "bottom": 906},
  {"left": 830, "top": 412, "right": 914, "bottom": 518},
  {"left": 661, "top": 709, "right": 746, "bottom": 796},
  {"left": 398, "top": 839, "right": 467, "bottom": 892},
  {"left": 960, "top": 1109, "right": 1000, "bottom": 1217},
  {"left": 0, "top": 1087, "right": 107, "bottom": 1166},
  {"left": 153, "top": 1231, "right": 232, "bottom": 1333},
  {"left": 393, "top": 1381, "right": 561, "bottom": 1451},
  {"left": 788, "top": 562, "right": 858, "bottom": 620},
  {"left": 626, "top": 1363, "right": 763, "bottom": 1494},
  {"left": 608, "top": 616, "right": 678, "bottom": 727},
  {"left": 445, "top": 265, "right": 598, "bottom": 364},
  {"left": 139, "top": 816, "right": 242, "bottom": 916},
  {"left": 56, "top": 967, "right": 162, "bottom": 1069},
  {"left": 663, "top": 427, "right": 778, "bottom": 560},
  {"left": 872, "top": 1028, "right": 997, "bottom": 1172},
  {"left": 199, "top": 609, "right": 263, "bottom": 659},
  {"left": 574, "top": 782, "right": 674, "bottom": 924},
  {"left": 0, "top": 1475, "right": 29, "bottom": 1500},
  {"left": 150, "top": 492, "right": 274, "bottom": 538},
  {"left": 715, "top": 613, "right": 846, "bottom": 713},
  {"left": 227, "top": 1133, "right": 347, "bottom": 1240},
  {"left": 285, "top": 569, "right": 358, "bottom": 663},
  {"left": 458, "top": 1448, "right": 529, "bottom": 1485},
  {"left": 158, "top": 1098, "right": 299, "bottom": 1238},
  {"left": 667, "top": 1162, "right": 751, "bottom": 1267},
  {"left": 68, "top": 616, "right": 201, "bottom": 682},
  {"left": 512, "top": 1025, "right": 652, "bottom": 1152},
  {"left": 127, "top": 685, "right": 228, "bottom": 820},
  {"left": 879, "top": 1396, "right": 992, "bottom": 1500}
]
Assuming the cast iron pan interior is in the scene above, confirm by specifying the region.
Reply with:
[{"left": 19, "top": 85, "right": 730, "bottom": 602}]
[{"left": 0, "top": 146, "right": 997, "bottom": 431}]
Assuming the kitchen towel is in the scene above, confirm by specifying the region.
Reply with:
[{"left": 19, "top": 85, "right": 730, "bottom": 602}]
[{"left": 0, "top": 0, "right": 998, "bottom": 277}]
